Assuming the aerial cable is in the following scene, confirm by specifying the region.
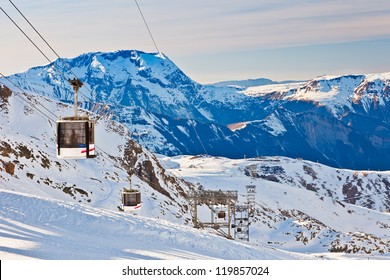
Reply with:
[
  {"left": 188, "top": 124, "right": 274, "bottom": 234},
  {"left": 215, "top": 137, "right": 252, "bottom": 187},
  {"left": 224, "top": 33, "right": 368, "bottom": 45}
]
[
  {"left": 0, "top": 6, "right": 53, "bottom": 63},
  {"left": 133, "top": 0, "right": 208, "bottom": 155},
  {"left": 8, "top": 0, "right": 99, "bottom": 103},
  {"left": 0, "top": 72, "right": 58, "bottom": 123},
  {"left": 0, "top": 72, "right": 58, "bottom": 120},
  {"left": 2, "top": 4, "right": 124, "bottom": 155},
  {"left": 8, "top": 0, "right": 62, "bottom": 60},
  {"left": 0, "top": 7, "right": 79, "bottom": 97},
  {"left": 189, "top": 121, "right": 208, "bottom": 155},
  {"left": 3, "top": 1, "right": 97, "bottom": 104},
  {"left": 134, "top": 0, "right": 160, "bottom": 54},
  {"left": 1, "top": 4, "right": 130, "bottom": 156},
  {"left": 4, "top": 1, "right": 208, "bottom": 157}
]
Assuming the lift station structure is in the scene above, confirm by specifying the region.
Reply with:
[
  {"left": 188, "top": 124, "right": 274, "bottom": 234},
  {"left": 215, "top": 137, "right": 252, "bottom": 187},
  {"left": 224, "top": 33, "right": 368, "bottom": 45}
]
[
  {"left": 189, "top": 189, "right": 238, "bottom": 239},
  {"left": 189, "top": 185, "right": 257, "bottom": 241}
]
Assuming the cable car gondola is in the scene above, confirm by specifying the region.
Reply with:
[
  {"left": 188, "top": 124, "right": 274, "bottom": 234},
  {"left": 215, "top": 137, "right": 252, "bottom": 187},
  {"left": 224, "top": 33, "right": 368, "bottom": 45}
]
[
  {"left": 56, "top": 78, "right": 96, "bottom": 159},
  {"left": 217, "top": 210, "right": 226, "bottom": 219},
  {"left": 121, "top": 188, "right": 142, "bottom": 211},
  {"left": 57, "top": 116, "right": 95, "bottom": 159}
]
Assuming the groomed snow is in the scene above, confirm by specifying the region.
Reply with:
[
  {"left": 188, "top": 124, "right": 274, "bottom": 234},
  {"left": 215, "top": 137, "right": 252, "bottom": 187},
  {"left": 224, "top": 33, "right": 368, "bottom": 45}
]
[{"left": 0, "top": 189, "right": 310, "bottom": 260}]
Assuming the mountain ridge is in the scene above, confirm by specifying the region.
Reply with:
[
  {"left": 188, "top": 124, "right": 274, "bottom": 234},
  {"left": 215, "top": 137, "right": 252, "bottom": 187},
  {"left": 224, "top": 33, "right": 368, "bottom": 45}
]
[
  {"left": 2, "top": 49, "right": 390, "bottom": 170},
  {"left": 210, "top": 77, "right": 304, "bottom": 88}
]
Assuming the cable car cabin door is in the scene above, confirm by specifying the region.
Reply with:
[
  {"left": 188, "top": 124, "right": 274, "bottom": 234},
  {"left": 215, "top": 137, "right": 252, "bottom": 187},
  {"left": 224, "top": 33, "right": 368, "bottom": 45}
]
[{"left": 56, "top": 119, "right": 96, "bottom": 159}]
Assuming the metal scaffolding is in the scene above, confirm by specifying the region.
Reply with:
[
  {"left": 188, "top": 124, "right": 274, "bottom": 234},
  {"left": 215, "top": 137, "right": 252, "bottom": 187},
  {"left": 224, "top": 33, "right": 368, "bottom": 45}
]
[
  {"left": 188, "top": 189, "right": 238, "bottom": 239},
  {"left": 234, "top": 185, "right": 257, "bottom": 241}
]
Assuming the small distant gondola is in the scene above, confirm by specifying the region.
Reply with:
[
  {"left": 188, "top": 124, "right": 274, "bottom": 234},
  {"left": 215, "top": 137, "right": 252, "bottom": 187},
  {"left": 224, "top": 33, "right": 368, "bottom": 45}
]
[
  {"left": 217, "top": 210, "right": 226, "bottom": 219},
  {"left": 121, "top": 188, "right": 142, "bottom": 211},
  {"left": 56, "top": 78, "right": 96, "bottom": 159}
]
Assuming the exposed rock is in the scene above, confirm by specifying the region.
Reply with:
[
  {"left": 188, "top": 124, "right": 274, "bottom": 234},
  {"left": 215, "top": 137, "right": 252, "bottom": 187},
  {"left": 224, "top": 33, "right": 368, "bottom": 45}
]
[
  {"left": 2, "top": 161, "right": 15, "bottom": 176},
  {"left": 0, "top": 84, "right": 12, "bottom": 105}
]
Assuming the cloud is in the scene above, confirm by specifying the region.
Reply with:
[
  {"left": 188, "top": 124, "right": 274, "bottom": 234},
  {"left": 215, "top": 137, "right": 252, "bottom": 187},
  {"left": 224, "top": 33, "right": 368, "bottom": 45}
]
[
  {"left": 3, "top": 0, "right": 389, "bottom": 54},
  {"left": 132, "top": 0, "right": 390, "bottom": 56}
]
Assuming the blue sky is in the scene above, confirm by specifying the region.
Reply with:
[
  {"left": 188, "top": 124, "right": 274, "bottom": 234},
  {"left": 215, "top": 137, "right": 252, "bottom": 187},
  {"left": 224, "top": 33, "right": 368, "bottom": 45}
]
[{"left": 1, "top": 0, "right": 390, "bottom": 83}]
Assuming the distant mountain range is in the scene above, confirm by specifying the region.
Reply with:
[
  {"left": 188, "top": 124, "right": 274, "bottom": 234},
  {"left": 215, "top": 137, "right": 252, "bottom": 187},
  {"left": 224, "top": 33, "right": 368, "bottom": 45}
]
[
  {"left": 210, "top": 77, "right": 302, "bottom": 88},
  {"left": 2, "top": 50, "right": 390, "bottom": 170}
]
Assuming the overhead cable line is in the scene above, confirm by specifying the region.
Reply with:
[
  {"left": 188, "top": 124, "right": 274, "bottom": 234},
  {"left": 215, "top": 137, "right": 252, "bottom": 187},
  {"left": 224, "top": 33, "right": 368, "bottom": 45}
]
[
  {"left": 189, "top": 120, "right": 208, "bottom": 155},
  {"left": 0, "top": 72, "right": 57, "bottom": 123},
  {"left": 4, "top": 1, "right": 207, "bottom": 157},
  {"left": 8, "top": 0, "right": 97, "bottom": 102},
  {"left": 0, "top": 72, "right": 58, "bottom": 119},
  {"left": 1, "top": 3, "right": 191, "bottom": 196},
  {"left": 8, "top": 0, "right": 61, "bottom": 59},
  {"left": 0, "top": 6, "right": 52, "bottom": 63},
  {"left": 2, "top": 1, "right": 95, "bottom": 104},
  {"left": 133, "top": 0, "right": 208, "bottom": 155},
  {"left": 134, "top": 0, "right": 160, "bottom": 54}
]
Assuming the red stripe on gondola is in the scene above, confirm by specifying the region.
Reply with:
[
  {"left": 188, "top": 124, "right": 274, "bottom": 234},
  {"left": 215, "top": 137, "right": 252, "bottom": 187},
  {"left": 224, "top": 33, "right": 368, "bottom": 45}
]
[{"left": 81, "top": 147, "right": 95, "bottom": 153}]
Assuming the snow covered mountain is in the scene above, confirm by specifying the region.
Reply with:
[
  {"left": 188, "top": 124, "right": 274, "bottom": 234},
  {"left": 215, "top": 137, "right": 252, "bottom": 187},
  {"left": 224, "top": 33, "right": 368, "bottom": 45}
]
[
  {"left": 3, "top": 50, "right": 390, "bottom": 170},
  {"left": 238, "top": 73, "right": 390, "bottom": 170},
  {"left": 3, "top": 50, "right": 255, "bottom": 157},
  {"left": 1, "top": 82, "right": 390, "bottom": 259}
]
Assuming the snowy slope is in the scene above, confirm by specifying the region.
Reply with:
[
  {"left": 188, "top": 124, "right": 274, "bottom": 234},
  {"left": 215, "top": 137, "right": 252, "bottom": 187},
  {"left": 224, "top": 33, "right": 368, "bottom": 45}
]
[{"left": 1, "top": 189, "right": 309, "bottom": 260}]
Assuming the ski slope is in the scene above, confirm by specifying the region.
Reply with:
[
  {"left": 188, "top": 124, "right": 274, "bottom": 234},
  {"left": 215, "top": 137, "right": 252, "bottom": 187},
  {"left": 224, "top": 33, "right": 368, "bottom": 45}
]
[{"left": 0, "top": 189, "right": 310, "bottom": 260}]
